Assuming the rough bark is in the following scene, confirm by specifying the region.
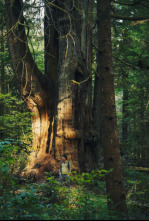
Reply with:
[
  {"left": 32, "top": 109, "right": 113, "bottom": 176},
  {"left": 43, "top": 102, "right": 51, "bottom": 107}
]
[
  {"left": 81, "top": 0, "right": 96, "bottom": 170},
  {"left": 48, "top": 0, "right": 95, "bottom": 171},
  {"left": 5, "top": 0, "right": 96, "bottom": 178},
  {"left": 93, "top": 69, "right": 102, "bottom": 167},
  {"left": 5, "top": 0, "right": 56, "bottom": 178},
  {"left": 97, "top": 0, "right": 128, "bottom": 216},
  {"left": 44, "top": 0, "right": 96, "bottom": 172}
]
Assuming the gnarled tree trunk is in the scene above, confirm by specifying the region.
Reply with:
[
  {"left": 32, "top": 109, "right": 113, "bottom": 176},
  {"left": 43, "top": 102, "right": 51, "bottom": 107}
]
[
  {"left": 5, "top": 0, "right": 56, "bottom": 177},
  {"left": 5, "top": 0, "right": 96, "bottom": 178},
  {"left": 44, "top": 0, "right": 95, "bottom": 172}
]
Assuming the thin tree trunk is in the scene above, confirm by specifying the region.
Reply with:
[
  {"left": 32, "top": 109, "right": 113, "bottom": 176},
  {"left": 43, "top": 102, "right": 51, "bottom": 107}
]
[
  {"left": 0, "top": 11, "right": 5, "bottom": 139},
  {"left": 93, "top": 55, "right": 102, "bottom": 168},
  {"left": 97, "top": 0, "right": 128, "bottom": 216},
  {"left": 138, "top": 86, "right": 145, "bottom": 164},
  {"left": 122, "top": 71, "right": 129, "bottom": 142},
  {"left": 0, "top": 12, "right": 5, "bottom": 95}
]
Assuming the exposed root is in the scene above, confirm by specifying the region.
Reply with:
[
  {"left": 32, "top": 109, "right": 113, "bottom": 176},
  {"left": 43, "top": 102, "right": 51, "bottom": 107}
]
[{"left": 21, "top": 153, "right": 60, "bottom": 182}]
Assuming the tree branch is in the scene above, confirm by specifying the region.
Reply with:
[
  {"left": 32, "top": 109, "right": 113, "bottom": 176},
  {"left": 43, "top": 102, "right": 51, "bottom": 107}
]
[
  {"left": 5, "top": 0, "right": 54, "bottom": 104},
  {"left": 5, "top": 0, "right": 44, "bottom": 78},
  {"left": 111, "top": 14, "right": 149, "bottom": 21},
  {"left": 113, "top": 55, "right": 140, "bottom": 70}
]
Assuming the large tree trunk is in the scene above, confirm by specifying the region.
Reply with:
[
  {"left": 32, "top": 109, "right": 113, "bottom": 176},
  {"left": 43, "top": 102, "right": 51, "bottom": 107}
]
[
  {"left": 5, "top": 0, "right": 56, "bottom": 178},
  {"left": 44, "top": 0, "right": 95, "bottom": 171},
  {"left": 5, "top": 0, "right": 96, "bottom": 178},
  {"left": 97, "top": 0, "right": 128, "bottom": 216}
]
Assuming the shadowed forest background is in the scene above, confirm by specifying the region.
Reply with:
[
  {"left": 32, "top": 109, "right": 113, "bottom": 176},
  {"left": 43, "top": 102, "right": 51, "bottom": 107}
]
[{"left": 0, "top": 0, "right": 149, "bottom": 220}]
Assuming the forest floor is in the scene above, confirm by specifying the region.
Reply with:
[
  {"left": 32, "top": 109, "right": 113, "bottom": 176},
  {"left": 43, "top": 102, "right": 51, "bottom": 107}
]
[{"left": 1, "top": 168, "right": 149, "bottom": 220}]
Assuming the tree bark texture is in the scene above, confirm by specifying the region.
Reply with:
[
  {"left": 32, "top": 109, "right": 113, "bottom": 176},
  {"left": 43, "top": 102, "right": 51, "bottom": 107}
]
[
  {"left": 5, "top": 0, "right": 56, "bottom": 177},
  {"left": 5, "top": 0, "right": 96, "bottom": 178},
  {"left": 97, "top": 0, "right": 128, "bottom": 216},
  {"left": 44, "top": 0, "right": 95, "bottom": 171}
]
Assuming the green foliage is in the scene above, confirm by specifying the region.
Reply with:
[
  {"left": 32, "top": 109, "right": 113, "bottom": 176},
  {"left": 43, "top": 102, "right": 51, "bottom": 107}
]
[
  {"left": 124, "top": 169, "right": 149, "bottom": 220},
  {"left": 0, "top": 93, "right": 32, "bottom": 144},
  {"left": 0, "top": 93, "right": 32, "bottom": 209},
  {"left": 0, "top": 93, "right": 32, "bottom": 183},
  {"left": 113, "top": 2, "right": 149, "bottom": 167},
  {"left": 56, "top": 170, "right": 111, "bottom": 220},
  {"left": 0, "top": 174, "right": 60, "bottom": 220},
  {"left": 0, "top": 171, "right": 111, "bottom": 220},
  {"left": 29, "top": 35, "right": 44, "bottom": 73},
  {"left": 0, "top": 139, "right": 30, "bottom": 176},
  {"left": 0, "top": 168, "right": 149, "bottom": 220}
]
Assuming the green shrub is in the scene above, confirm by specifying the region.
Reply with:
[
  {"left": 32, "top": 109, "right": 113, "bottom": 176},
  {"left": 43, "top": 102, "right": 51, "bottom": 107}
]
[{"left": 0, "top": 93, "right": 32, "bottom": 143}]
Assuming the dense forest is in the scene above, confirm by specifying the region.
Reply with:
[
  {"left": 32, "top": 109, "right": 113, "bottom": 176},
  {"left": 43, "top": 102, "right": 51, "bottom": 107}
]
[{"left": 0, "top": 0, "right": 149, "bottom": 220}]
